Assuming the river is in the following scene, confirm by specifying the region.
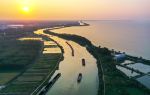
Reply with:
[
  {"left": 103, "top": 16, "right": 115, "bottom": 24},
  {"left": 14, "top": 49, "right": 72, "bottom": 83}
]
[
  {"left": 53, "top": 21, "right": 150, "bottom": 60},
  {"left": 35, "top": 29, "right": 99, "bottom": 95}
]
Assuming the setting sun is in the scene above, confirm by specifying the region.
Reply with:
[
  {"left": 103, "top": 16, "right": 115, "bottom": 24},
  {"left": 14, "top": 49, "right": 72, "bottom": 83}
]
[{"left": 22, "top": 6, "right": 30, "bottom": 13}]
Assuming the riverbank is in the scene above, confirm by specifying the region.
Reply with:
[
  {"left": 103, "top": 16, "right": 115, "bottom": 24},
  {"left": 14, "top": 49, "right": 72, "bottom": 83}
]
[
  {"left": 44, "top": 27, "right": 150, "bottom": 95},
  {"left": 31, "top": 30, "right": 64, "bottom": 95}
]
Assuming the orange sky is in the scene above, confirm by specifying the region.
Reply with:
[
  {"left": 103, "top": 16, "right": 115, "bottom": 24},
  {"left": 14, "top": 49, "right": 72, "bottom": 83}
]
[{"left": 0, "top": 0, "right": 150, "bottom": 20}]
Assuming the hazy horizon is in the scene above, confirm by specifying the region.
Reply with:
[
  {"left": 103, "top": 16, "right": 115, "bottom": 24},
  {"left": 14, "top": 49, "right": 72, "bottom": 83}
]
[{"left": 0, "top": 0, "right": 150, "bottom": 20}]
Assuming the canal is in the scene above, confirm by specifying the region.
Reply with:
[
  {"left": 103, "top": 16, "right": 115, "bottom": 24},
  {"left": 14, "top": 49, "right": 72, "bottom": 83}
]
[{"left": 35, "top": 29, "right": 99, "bottom": 95}]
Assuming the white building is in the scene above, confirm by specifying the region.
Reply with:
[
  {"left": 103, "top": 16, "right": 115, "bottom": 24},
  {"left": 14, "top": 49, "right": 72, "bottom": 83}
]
[{"left": 114, "top": 54, "right": 126, "bottom": 61}]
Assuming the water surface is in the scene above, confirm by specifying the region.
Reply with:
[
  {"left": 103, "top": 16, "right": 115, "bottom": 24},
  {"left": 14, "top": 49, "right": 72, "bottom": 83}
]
[
  {"left": 46, "top": 36, "right": 99, "bottom": 95},
  {"left": 136, "top": 75, "right": 150, "bottom": 89},
  {"left": 127, "top": 63, "right": 150, "bottom": 73},
  {"left": 53, "top": 21, "right": 150, "bottom": 59}
]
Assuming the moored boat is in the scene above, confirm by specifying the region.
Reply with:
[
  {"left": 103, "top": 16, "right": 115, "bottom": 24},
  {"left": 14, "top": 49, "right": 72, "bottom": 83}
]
[
  {"left": 77, "top": 73, "right": 82, "bottom": 83},
  {"left": 82, "top": 59, "right": 85, "bottom": 66}
]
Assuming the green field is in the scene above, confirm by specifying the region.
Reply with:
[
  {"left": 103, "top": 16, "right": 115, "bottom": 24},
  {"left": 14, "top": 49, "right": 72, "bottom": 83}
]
[
  {"left": 1, "top": 53, "right": 61, "bottom": 94},
  {"left": 0, "top": 38, "right": 62, "bottom": 94},
  {"left": 0, "top": 39, "right": 43, "bottom": 85},
  {"left": 0, "top": 73, "right": 19, "bottom": 85}
]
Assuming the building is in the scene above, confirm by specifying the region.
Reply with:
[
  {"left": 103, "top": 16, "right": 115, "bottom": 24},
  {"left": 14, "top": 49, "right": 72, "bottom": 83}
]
[{"left": 114, "top": 54, "right": 126, "bottom": 61}]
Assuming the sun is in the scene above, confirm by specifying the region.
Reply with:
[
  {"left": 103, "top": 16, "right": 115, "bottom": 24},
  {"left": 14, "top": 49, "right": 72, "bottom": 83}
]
[{"left": 22, "top": 6, "right": 30, "bottom": 13}]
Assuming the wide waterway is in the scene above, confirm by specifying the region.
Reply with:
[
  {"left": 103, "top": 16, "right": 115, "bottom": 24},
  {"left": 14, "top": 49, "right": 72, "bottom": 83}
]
[
  {"left": 53, "top": 21, "right": 150, "bottom": 60},
  {"left": 35, "top": 29, "right": 99, "bottom": 95}
]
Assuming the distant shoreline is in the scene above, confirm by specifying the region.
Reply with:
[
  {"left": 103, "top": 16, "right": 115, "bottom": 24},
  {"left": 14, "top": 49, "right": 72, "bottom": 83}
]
[{"left": 50, "top": 21, "right": 150, "bottom": 63}]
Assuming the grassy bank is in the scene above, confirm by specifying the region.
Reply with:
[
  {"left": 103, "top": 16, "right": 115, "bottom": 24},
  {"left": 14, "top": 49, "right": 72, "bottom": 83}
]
[{"left": 44, "top": 30, "right": 150, "bottom": 95}]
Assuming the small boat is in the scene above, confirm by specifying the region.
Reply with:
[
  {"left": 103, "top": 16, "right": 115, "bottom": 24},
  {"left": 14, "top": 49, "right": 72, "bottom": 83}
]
[
  {"left": 82, "top": 59, "right": 85, "bottom": 66},
  {"left": 77, "top": 73, "right": 82, "bottom": 83},
  {"left": 53, "top": 73, "right": 61, "bottom": 80},
  {"left": 39, "top": 73, "right": 61, "bottom": 95},
  {"left": 39, "top": 90, "right": 45, "bottom": 95},
  {"left": 45, "top": 81, "right": 53, "bottom": 90}
]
